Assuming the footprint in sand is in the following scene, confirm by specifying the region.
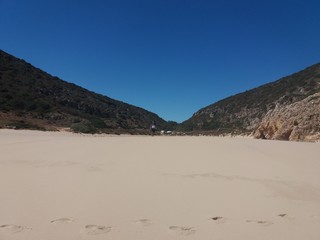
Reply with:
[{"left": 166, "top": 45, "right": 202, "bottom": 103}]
[
  {"left": 209, "top": 216, "right": 227, "bottom": 224},
  {"left": 246, "top": 220, "right": 274, "bottom": 226},
  {"left": 277, "top": 213, "right": 294, "bottom": 220},
  {"left": 134, "top": 219, "right": 153, "bottom": 227},
  {"left": 83, "top": 225, "right": 112, "bottom": 235},
  {"left": 50, "top": 218, "right": 74, "bottom": 224},
  {"left": 169, "top": 226, "right": 196, "bottom": 236},
  {"left": 0, "top": 224, "right": 31, "bottom": 234}
]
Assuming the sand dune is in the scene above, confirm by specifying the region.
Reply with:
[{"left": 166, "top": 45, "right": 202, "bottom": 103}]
[{"left": 0, "top": 129, "right": 320, "bottom": 240}]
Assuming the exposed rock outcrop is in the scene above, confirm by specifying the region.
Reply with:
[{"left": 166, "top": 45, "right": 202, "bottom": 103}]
[{"left": 254, "top": 93, "right": 320, "bottom": 141}]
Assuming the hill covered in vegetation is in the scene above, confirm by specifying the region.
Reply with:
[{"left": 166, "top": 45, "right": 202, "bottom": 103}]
[
  {"left": 0, "top": 50, "right": 167, "bottom": 133},
  {"left": 179, "top": 63, "right": 320, "bottom": 141}
]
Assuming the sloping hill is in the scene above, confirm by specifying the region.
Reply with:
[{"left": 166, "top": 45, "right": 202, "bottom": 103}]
[
  {"left": 179, "top": 63, "right": 320, "bottom": 140},
  {"left": 0, "top": 50, "right": 166, "bottom": 133}
]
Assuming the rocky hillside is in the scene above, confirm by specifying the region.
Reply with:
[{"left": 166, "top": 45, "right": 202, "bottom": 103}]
[
  {"left": 0, "top": 50, "right": 166, "bottom": 133},
  {"left": 180, "top": 63, "right": 320, "bottom": 141}
]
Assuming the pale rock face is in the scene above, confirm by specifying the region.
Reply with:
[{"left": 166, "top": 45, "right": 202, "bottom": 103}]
[{"left": 254, "top": 93, "right": 320, "bottom": 141}]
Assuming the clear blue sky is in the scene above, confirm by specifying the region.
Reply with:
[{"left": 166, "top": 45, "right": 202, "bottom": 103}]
[{"left": 1, "top": 0, "right": 320, "bottom": 122}]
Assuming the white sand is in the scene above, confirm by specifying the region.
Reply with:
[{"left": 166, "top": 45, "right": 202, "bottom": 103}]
[{"left": 0, "top": 129, "right": 320, "bottom": 240}]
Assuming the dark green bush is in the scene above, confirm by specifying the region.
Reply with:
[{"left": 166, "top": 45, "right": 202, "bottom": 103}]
[
  {"left": 89, "top": 118, "right": 107, "bottom": 129},
  {"left": 70, "top": 121, "right": 96, "bottom": 133},
  {"left": 7, "top": 121, "right": 43, "bottom": 130}
]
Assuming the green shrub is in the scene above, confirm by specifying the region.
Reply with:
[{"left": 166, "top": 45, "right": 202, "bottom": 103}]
[
  {"left": 7, "top": 121, "right": 43, "bottom": 130},
  {"left": 90, "top": 118, "right": 107, "bottom": 129},
  {"left": 70, "top": 121, "right": 96, "bottom": 133}
]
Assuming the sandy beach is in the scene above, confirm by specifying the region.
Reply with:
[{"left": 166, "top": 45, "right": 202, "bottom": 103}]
[{"left": 0, "top": 129, "right": 320, "bottom": 240}]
